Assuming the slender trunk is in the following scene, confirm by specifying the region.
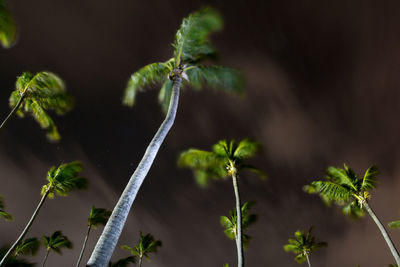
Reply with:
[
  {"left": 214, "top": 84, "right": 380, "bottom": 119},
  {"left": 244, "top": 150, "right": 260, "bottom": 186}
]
[
  {"left": 305, "top": 254, "right": 311, "bottom": 267},
  {"left": 76, "top": 226, "right": 91, "bottom": 267},
  {"left": 0, "top": 189, "right": 50, "bottom": 266},
  {"left": 0, "top": 93, "right": 25, "bottom": 130},
  {"left": 138, "top": 256, "right": 142, "bottom": 267},
  {"left": 87, "top": 77, "right": 182, "bottom": 267},
  {"left": 364, "top": 202, "right": 400, "bottom": 266},
  {"left": 231, "top": 172, "right": 243, "bottom": 267},
  {"left": 42, "top": 249, "right": 50, "bottom": 267}
]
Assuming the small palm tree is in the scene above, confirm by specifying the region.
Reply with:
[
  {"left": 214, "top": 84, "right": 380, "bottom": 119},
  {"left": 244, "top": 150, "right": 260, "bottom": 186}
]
[
  {"left": 0, "top": 71, "right": 74, "bottom": 141},
  {"left": 121, "top": 232, "right": 162, "bottom": 267},
  {"left": 14, "top": 237, "right": 40, "bottom": 258},
  {"left": 178, "top": 139, "right": 265, "bottom": 267},
  {"left": 304, "top": 164, "right": 400, "bottom": 265},
  {"left": 0, "top": 246, "right": 34, "bottom": 267},
  {"left": 108, "top": 256, "right": 136, "bottom": 267},
  {"left": 0, "top": 0, "right": 16, "bottom": 48},
  {"left": 0, "top": 195, "right": 13, "bottom": 221},
  {"left": 76, "top": 206, "right": 111, "bottom": 267},
  {"left": 0, "top": 161, "right": 87, "bottom": 265},
  {"left": 88, "top": 8, "right": 242, "bottom": 266},
  {"left": 42, "top": 231, "right": 72, "bottom": 267},
  {"left": 220, "top": 201, "right": 258, "bottom": 249},
  {"left": 283, "top": 226, "right": 327, "bottom": 267}
]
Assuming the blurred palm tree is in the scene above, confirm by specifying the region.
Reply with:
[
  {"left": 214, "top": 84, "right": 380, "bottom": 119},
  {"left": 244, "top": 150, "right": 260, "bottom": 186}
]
[
  {"left": 42, "top": 231, "right": 72, "bottom": 267},
  {"left": 121, "top": 232, "right": 162, "bottom": 267}
]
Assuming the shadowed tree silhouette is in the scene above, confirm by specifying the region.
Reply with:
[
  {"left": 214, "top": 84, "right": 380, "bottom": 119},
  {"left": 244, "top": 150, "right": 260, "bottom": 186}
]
[
  {"left": 0, "top": 161, "right": 87, "bottom": 265},
  {"left": 304, "top": 164, "right": 400, "bottom": 265},
  {"left": 88, "top": 7, "right": 243, "bottom": 266},
  {"left": 14, "top": 237, "right": 40, "bottom": 258},
  {"left": 0, "top": 71, "right": 74, "bottom": 141},
  {"left": 121, "top": 232, "right": 162, "bottom": 267},
  {"left": 178, "top": 139, "right": 265, "bottom": 267},
  {"left": 283, "top": 226, "right": 327, "bottom": 267},
  {"left": 42, "top": 231, "right": 72, "bottom": 267},
  {"left": 0, "top": 0, "right": 16, "bottom": 48},
  {"left": 76, "top": 206, "right": 111, "bottom": 267},
  {"left": 0, "top": 246, "right": 34, "bottom": 267},
  {"left": 0, "top": 195, "right": 13, "bottom": 221},
  {"left": 221, "top": 201, "right": 258, "bottom": 249}
]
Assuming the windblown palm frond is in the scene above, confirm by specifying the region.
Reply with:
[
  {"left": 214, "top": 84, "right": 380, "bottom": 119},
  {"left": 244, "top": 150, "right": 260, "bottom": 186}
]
[
  {"left": 0, "top": 195, "right": 13, "bottom": 221},
  {"left": 342, "top": 200, "right": 365, "bottom": 219},
  {"left": 0, "top": 246, "right": 34, "bottom": 267},
  {"left": 88, "top": 206, "right": 111, "bottom": 228},
  {"left": 108, "top": 256, "right": 136, "bottom": 267},
  {"left": 173, "top": 7, "right": 222, "bottom": 64},
  {"left": 43, "top": 231, "right": 72, "bottom": 254},
  {"left": 8, "top": 72, "right": 74, "bottom": 141},
  {"left": 41, "top": 161, "right": 87, "bottom": 198},
  {"left": 14, "top": 238, "right": 40, "bottom": 257},
  {"left": 121, "top": 232, "right": 162, "bottom": 262},
  {"left": 361, "top": 165, "right": 378, "bottom": 191},
  {"left": 0, "top": 0, "right": 16, "bottom": 48},
  {"left": 389, "top": 221, "right": 400, "bottom": 229},
  {"left": 283, "top": 226, "right": 327, "bottom": 264},
  {"left": 220, "top": 201, "right": 257, "bottom": 248}
]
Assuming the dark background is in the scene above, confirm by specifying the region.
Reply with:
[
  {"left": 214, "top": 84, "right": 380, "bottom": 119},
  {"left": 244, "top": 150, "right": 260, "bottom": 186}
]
[{"left": 1, "top": 0, "right": 400, "bottom": 266}]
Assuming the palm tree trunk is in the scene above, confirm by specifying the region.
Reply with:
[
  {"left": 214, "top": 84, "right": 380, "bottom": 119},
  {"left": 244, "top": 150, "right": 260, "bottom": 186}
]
[
  {"left": 87, "top": 76, "right": 182, "bottom": 267},
  {"left": 364, "top": 202, "right": 400, "bottom": 265},
  {"left": 231, "top": 173, "right": 243, "bottom": 267},
  {"left": 42, "top": 249, "right": 50, "bottom": 267},
  {"left": 138, "top": 257, "right": 142, "bottom": 267},
  {"left": 0, "top": 93, "right": 25, "bottom": 130},
  {"left": 76, "top": 225, "right": 91, "bottom": 267},
  {"left": 305, "top": 254, "right": 311, "bottom": 267},
  {"left": 0, "top": 189, "right": 50, "bottom": 266}
]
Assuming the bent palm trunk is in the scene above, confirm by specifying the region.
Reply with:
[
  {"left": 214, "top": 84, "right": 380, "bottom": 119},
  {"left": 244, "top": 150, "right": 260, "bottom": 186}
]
[
  {"left": 0, "top": 93, "right": 25, "bottom": 130},
  {"left": 87, "top": 76, "right": 182, "bottom": 267},
  {"left": 364, "top": 202, "right": 400, "bottom": 266},
  {"left": 76, "top": 226, "right": 91, "bottom": 267},
  {"left": 0, "top": 189, "right": 50, "bottom": 266},
  {"left": 231, "top": 173, "right": 243, "bottom": 267},
  {"left": 305, "top": 254, "right": 311, "bottom": 267}
]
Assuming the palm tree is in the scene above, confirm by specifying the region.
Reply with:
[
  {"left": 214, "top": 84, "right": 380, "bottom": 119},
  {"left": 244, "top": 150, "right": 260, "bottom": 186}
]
[
  {"left": 0, "top": 0, "right": 16, "bottom": 48},
  {"left": 0, "top": 71, "right": 74, "bottom": 141},
  {"left": 76, "top": 206, "right": 111, "bottom": 267},
  {"left": 42, "top": 231, "right": 72, "bottom": 267},
  {"left": 304, "top": 164, "right": 400, "bottom": 265},
  {"left": 121, "top": 232, "right": 162, "bottom": 267},
  {"left": 14, "top": 237, "right": 40, "bottom": 258},
  {"left": 107, "top": 256, "right": 136, "bottom": 267},
  {"left": 220, "top": 201, "right": 258, "bottom": 249},
  {"left": 0, "top": 161, "right": 87, "bottom": 265},
  {"left": 87, "top": 7, "right": 243, "bottom": 266},
  {"left": 0, "top": 246, "right": 34, "bottom": 267},
  {"left": 283, "top": 226, "right": 327, "bottom": 267},
  {"left": 178, "top": 139, "right": 264, "bottom": 267},
  {"left": 0, "top": 195, "right": 13, "bottom": 221}
]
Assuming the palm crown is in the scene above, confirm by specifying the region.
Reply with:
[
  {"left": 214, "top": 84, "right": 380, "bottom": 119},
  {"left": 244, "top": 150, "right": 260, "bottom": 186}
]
[
  {"left": 43, "top": 231, "right": 72, "bottom": 254},
  {"left": 121, "top": 232, "right": 162, "bottom": 263},
  {"left": 0, "top": 0, "right": 16, "bottom": 48},
  {"left": 304, "top": 164, "right": 378, "bottom": 217},
  {"left": 14, "top": 238, "right": 40, "bottom": 257},
  {"left": 123, "top": 7, "right": 242, "bottom": 113},
  {"left": 8, "top": 71, "right": 74, "bottom": 141},
  {"left": 284, "top": 226, "right": 327, "bottom": 264},
  {"left": 0, "top": 195, "right": 13, "bottom": 221},
  {"left": 178, "top": 139, "right": 265, "bottom": 186},
  {"left": 88, "top": 206, "right": 111, "bottom": 228}
]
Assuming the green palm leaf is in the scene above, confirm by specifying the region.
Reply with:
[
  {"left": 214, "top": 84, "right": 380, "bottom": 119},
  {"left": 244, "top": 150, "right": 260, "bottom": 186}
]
[
  {"left": 233, "top": 139, "right": 260, "bottom": 160},
  {"left": 173, "top": 7, "right": 222, "bottom": 64},
  {"left": 121, "top": 232, "right": 162, "bottom": 261},
  {"left": 310, "top": 181, "right": 352, "bottom": 202},
  {"left": 88, "top": 206, "right": 111, "bottom": 228},
  {"left": 43, "top": 231, "right": 72, "bottom": 254},
  {"left": 326, "top": 166, "right": 357, "bottom": 191},
  {"left": 0, "top": 0, "right": 16, "bottom": 48},
  {"left": 342, "top": 200, "right": 365, "bottom": 219},
  {"left": 14, "top": 237, "right": 40, "bottom": 257},
  {"left": 0, "top": 246, "right": 34, "bottom": 267},
  {"left": 389, "top": 221, "right": 400, "bottom": 229},
  {"left": 361, "top": 165, "right": 378, "bottom": 191},
  {"left": 8, "top": 72, "right": 74, "bottom": 141},
  {"left": 0, "top": 195, "right": 13, "bottom": 221}
]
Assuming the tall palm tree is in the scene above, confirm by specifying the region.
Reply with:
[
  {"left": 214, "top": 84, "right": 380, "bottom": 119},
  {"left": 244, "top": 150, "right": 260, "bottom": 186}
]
[
  {"left": 14, "top": 237, "right": 40, "bottom": 258},
  {"left": 88, "top": 7, "right": 243, "bottom": 266},
  {"left": 283, "top": 226, "right": 327, "bottom": 267},
  {"left": 0, "top": 71, "right": 74, "bottom": 141},
  {"left": 0, "top": 195, "right": 13, "bottom": 221},
  {"left": 0, "top": 0, "right": 16, "bottom": 48},
  {"left": 41, "top": 231, "right": 72, "bottom": 267},
  {"left": 304, "top": 164, "right": 400, "bottom": 265},
  {"left": 0, "top": 161, "right": 87, "bottom": 265},
  {"left": 121, "top": 232, "right": 162, "bottom": 267},
  {"left": 178, "top": 139, "right": 265, "bottom": 267},
  {"left": 76, "top": 206, "right": 111, "bottom": 267}
]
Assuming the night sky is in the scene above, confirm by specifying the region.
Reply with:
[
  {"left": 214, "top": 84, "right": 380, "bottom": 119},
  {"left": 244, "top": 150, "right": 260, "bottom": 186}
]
[{"left": 1, "top": 0, "right": 400, "bottom": 266}]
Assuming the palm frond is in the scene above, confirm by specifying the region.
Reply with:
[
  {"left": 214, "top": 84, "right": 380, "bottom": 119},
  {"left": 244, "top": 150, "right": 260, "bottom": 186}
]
[
  {"left": 342, "top": 200, "right": 365, "bottom": 219},
  {"left": 0, "top": 0, "right": 16, "bottom": 48},
  {"left": 233, "top": 139, "right": 260, "bottom": 160},
  {"left": 388, "top": 221, "right": 400, "bottom": 229},
  {"left": 173, "top": 7, "right": 223, "bottom": 64},
  {"left": 310, "top": 181, "right": 352, "bottom": 202},
  {"left": 326, "top": 165, "right": 357, "bottom": 191},
  {"left": 0, "top": 246, "right": 34, "bottom": 267},
  {"left": 178, "top": 149, "right": 223, "bottom": 169},
  {"left": 43, "top": 231, "right": 72, "bottom": 254},
  {"left": 361, "top": 165, "right": 378, "bottom": 191},
  {"left": 15, "top": 237, "right": 40, "bottom": 257},
  {"left": 88, "top": 206, "right": 111, "bottom": 228},
  {"left": 185, "top": 65, "right": 243, "bottom": 94},
  {"left": 123, "top": 232, "right": 162, "bottom": 261},
  {"left": 240, "top": 164, "right": 267, "bottom": 180},
  {"left": 0, "top": 195, "right": 13, "bottom": 221},
  {"left": 123, "top": 59, "right": 174, "bottom": 107},
  {"left": 212, "top": 140, "right": 229, "bottom": 157}
]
